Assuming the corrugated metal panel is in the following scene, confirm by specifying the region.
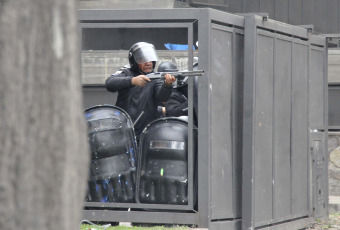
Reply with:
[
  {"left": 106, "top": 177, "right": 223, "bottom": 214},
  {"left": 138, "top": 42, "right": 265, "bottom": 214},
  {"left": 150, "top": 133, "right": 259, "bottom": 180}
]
[
  {"left": 327, "top": 0, "right": 339, "bottom": 33},
  {"left": 314, "top": 0, "right": 329, "bottom": 33},
  {"left": 339, "top": 0, "right": 340, "bottom": 33},
  {"left": 79, "top": 0, "right": 340, "bottom": 33},
  {"left": 244, "top": 0, "right": 260, "bottom": 13},
  {"left": 260, "top": 0, "right": 275, "bottom": 18},
  {"left": 227, "top": 0, "right": 243, "bottom": 12},
  {"left": 309, "top": 48, "right": 326, "bottom": 129},
  {"left": 243, "top": 15, "right": 327, "bottom": 229},
  {"left": 232, "top": 31, "right": 244, "bottom": 218},
  {"left": 190, "top": 0, "right": 340, "bottom": 33},
  {"left": 289, "top": 0, "right": 303, "bottom": 25},
  {"left": 291, "top": 41, "right": 309, "bottom": 216},
  {"left": 254, "top": 31, "right": 274, "bottom": 225},
  {"left": 274, "top": 0, "right": 289, "bottom": 23},
  {"left": 302, "top": 0, "right": 315, "bottom": 25},
  {"left": 210, "top": 24, "right": 234, "bottom": 219},
  {"left": 273, "top": 35, "right": 292, "bottom": 221}
]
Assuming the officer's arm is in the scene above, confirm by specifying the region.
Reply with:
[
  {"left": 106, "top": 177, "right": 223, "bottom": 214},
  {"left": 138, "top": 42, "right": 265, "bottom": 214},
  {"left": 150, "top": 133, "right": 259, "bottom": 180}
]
[
  {"left": 131, "top": 75, "right": 150, "bottom": 87},
  {"left": 105, "top": 72, "right": 133, "bottom": 92},
  {"left": 154, "top": 74, "right": 176, "bottom": 101}
]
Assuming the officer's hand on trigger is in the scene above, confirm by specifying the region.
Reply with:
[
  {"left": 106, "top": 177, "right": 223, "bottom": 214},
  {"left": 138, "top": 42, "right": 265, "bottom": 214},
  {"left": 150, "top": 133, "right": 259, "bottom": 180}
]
[
  {"left": 131, "top": 75, "right": 151, "bottom": 87},
  {"left": 164, "top": 73, "right": 176, "bottom": 86}
]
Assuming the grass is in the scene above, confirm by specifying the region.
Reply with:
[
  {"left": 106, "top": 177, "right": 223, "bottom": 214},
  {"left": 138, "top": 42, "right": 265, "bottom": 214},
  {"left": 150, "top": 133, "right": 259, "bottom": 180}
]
[
  {"left": 80, "top": 224, "right": 192, "bottom": 230},
  {"left": 81, "top": 213, "right": 340, "bottom": 230}
]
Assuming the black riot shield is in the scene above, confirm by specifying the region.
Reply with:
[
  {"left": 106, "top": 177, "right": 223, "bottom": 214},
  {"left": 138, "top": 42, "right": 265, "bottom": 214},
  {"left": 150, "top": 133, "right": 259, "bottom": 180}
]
[
  {"left": 85, "top": 105, "right": 137, "bottom": 203},
  {"left": 137, "top": 117, "right": 197, "bottom": 205}
]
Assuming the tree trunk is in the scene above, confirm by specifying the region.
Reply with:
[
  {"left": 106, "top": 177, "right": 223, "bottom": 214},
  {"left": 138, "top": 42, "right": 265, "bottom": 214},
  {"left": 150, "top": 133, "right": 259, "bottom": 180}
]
[{"left": 0, "top": 1, "right": 90, "bottom": 230}]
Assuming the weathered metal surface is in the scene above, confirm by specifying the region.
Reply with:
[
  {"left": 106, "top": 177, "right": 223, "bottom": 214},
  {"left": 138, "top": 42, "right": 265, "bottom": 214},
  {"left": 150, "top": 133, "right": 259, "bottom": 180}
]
[{"left": 242, "top": 14, "right": 327, "bottom": 230}]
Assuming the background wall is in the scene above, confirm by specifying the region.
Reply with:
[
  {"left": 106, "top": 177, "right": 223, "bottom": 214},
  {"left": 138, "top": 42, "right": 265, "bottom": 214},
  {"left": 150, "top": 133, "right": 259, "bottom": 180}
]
[
  {"left": 79, "top": 0, "right": 340, "bottom": 34},
  {"left": 191, "top": 0, "right": 340, "bottom": 34}
]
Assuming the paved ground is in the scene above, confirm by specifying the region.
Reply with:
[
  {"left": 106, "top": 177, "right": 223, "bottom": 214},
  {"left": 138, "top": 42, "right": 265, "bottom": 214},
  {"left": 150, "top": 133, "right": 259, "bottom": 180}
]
[{"left": 116, "top": 196, "right": 340, "bottom": 229}]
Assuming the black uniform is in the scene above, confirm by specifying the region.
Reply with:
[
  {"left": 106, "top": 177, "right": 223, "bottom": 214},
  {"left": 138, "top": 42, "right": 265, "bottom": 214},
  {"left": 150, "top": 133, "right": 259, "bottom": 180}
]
[
  {"left": 165, "top": 85, "right": 188, "bottom": 117},
  {"left": 105, "top": 68, "right": 173, "bottom": 138}
]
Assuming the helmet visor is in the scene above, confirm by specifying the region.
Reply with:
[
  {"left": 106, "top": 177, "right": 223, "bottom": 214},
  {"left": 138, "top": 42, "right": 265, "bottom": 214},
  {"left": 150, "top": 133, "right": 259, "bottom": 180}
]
[{"left": 133, "top": 45, "right": 158, "bottom": 64}]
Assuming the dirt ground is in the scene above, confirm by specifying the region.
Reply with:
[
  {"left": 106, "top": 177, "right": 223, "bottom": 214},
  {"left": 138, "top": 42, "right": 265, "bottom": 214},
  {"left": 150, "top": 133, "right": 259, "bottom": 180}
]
[{"left": 304, "top": 213, "right": 340, "bottom": 230}]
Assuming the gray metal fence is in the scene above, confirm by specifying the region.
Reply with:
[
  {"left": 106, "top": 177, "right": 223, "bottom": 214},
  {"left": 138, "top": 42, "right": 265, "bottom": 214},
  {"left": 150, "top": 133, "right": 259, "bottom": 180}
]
[
  {"left": 79, "top": 8, "right": 328, "bottom": 230},
  {"left": 242, "top": 15, "right": 328, "bottom": 230}
]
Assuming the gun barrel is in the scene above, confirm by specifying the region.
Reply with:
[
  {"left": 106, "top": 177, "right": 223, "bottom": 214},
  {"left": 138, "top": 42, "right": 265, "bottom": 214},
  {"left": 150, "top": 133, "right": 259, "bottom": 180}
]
[
  {"left": 147, "top": 70, "right": 204, "bottom": 79},
  {"left": 174, "top": 70, "right": 204, "bottom": 76}
]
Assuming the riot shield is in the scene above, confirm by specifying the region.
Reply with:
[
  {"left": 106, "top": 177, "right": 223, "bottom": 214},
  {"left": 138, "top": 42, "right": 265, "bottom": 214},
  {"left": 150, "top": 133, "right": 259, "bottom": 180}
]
[
  {"left": 137, "top": 117, "right": 197, "bottom": 205},
  {"left": 85, "top": 105, "right": 137, "bottom": 203}
]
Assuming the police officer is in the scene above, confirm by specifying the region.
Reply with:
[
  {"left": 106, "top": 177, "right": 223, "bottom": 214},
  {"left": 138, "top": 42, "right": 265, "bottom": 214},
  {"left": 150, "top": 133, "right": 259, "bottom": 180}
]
[
  {"left": 157, "top": 61, "right": 189, "bottom": 117},
  {"left": 105, "top": 42, "right": 176, "bottom": 139}
]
